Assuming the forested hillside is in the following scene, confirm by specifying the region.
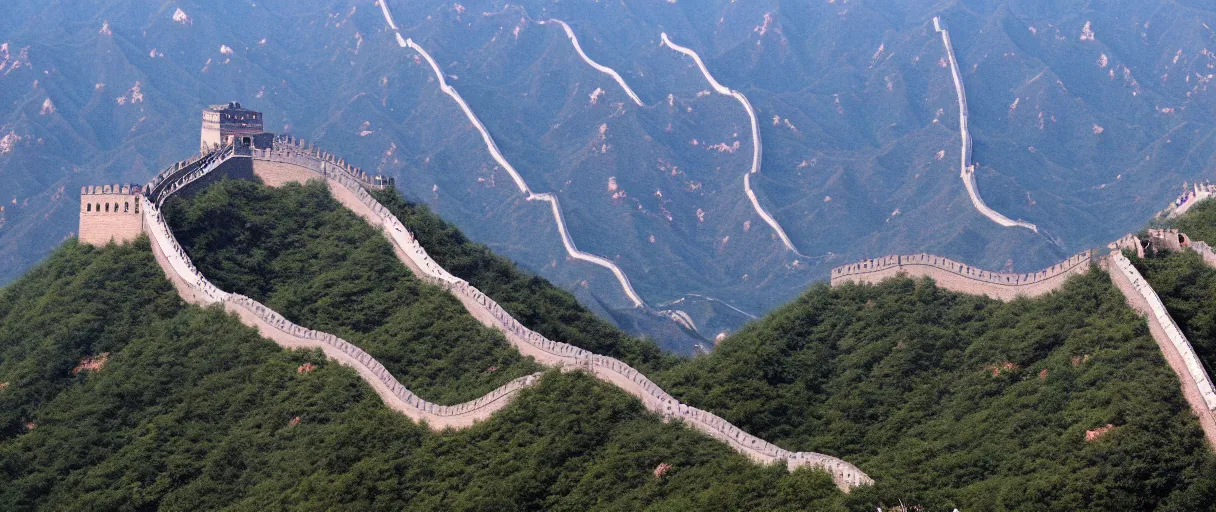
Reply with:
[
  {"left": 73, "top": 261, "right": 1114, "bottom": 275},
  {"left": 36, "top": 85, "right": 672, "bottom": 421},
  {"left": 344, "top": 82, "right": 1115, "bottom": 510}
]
[
  {"left": 151, "top": 178, "right": 1214, "bottom": 509},
  {"left": 660, "top": 273, "right": 1215, "bottom": 509},
  {"left": 0, "top": 241, "right": 856, "bottom": 510},
  {"left": 163, "top": 179, "right": 542, "bottom": 403}
]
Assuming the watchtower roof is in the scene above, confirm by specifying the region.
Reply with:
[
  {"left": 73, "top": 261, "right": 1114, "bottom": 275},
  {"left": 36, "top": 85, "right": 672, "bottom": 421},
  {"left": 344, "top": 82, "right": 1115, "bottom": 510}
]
[{"left": 209, "top": 101, "right": 253, "bottom": 111}]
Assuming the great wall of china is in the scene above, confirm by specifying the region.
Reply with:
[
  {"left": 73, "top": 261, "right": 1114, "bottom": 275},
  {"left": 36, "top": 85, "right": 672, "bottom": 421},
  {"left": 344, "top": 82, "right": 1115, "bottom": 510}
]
[
  {"left": 933, "top": 17, "right": 1038, "bottom": 233},
  {"left": 401, "top": 34, "right": 646, "bottom": 310},
  {"left": 68, "top": 4, "right": 1216, "bottom": 489},
  {"left": 374, "top": 1, "right": 814, "bottom": 323},
  {"left": 1107, "top": 250, "right": 1216, "bottom": 447},
  {"left": 80, "top": 131, "right": 872, "bottom": 491},
  {"left": 831, "top": 231, "right": 1216, "bottom": 448},
  {"left": 539, "top": 19, "right": 644, "bottom": 107},
  {"left": 659, "top": 32, "right": 804, "bottom": 257},
  {"left": 830, "top": 251, "right": 1095, "bottom": 301}
]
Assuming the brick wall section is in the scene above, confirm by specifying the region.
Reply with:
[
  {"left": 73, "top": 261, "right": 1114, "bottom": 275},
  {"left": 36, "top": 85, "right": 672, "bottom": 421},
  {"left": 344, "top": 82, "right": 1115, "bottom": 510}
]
[
  {"left": 252, "top": 160, "right": 318, "bottom": 187},
  {"left": 91, "top": 138, "right": 872, "bottom": 492},
  {"left": 247, "top": 142, "right": 873, "bottom": 491},
  {"left": 1105, "top": 252, "right": 1216, "bottom": 449},
  {"left": 79, "top": 185, "right": 144, "bottom": 246},
  {"left": 830, "top": 251, "right": 1094, "bottom": 301}
]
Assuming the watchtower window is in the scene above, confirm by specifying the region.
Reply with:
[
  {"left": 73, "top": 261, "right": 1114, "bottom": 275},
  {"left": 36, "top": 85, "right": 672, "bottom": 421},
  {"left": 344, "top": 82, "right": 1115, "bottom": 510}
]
[
  {"left": 134, "top": 202, "right": 139, "bottom": 213},
  {"left": 86, "top": 203, "right": 92, "bottom": 212},
  {"left": 124, "top": 202, "right": 129, "bottom": 212},
  {"left": 104, "top": 203, "right": 109, "bottom": 212}
]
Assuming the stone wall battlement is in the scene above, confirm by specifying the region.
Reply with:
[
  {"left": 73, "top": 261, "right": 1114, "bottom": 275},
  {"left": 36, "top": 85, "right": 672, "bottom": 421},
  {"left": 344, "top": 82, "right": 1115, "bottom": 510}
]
[
  {"left": 79, "top": 183, "right": 146, "bottom": 245},
  {"left": 831, "top": 251, "right": 1093, "bottom": 300},
  {"left": 1107, "top": 252, "right": 1216, "bottom": 448},
  {"left": 82, "top": 184, "right": 142, "bottom": 196},
  {"left": 227, "top": 293, "right": 541, "bottom": 422},
  {"left": 243, "top": 149, "right": 872, "bottom": 490},
  {"left": 266, "top": 136, "right": 393, "bottom": 190},
  {"left": 102, "top": 141, "right": 872, "bottom": 491},
  {"left": 1110, "top": 253, "right": 1216, "bottom": 410}
]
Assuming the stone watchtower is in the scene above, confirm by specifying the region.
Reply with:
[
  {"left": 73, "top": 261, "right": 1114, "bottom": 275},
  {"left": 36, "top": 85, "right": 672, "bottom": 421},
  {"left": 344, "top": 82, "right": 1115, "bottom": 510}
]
[
  {"left": 200, "top": 102, "right": 271, "bottom": 152},
  {"left": 79, "top": 184, "right": 144, "bottom": 246}
]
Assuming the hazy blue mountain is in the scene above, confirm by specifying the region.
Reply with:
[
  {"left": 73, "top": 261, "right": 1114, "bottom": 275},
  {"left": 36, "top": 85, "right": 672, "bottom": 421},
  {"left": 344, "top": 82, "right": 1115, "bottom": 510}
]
[{"left": 2, "top": 0, "right": 1214, "bottom": 350}]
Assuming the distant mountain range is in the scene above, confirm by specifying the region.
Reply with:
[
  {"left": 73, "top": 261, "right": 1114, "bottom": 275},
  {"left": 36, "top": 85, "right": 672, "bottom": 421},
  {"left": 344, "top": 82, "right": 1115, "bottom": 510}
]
[{"left": 3, "top": 0, "right": 1215, "bottom": 352}]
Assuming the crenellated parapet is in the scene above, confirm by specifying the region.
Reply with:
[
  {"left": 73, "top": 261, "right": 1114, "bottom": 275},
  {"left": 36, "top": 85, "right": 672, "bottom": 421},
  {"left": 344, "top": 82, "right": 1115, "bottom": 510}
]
[
  {"left": 79, "top": 183, "right": 145, "bottom": 246},
  {"left": 1105, "top": 251, "right": 1216, "bottom": 448},
  {"left": 264, "top": 135, "right": 394, "bottom": 190},
  {"left": 831, "top": 251, "right": 1094, "bottom": 301},
  {"left": 1109, "top": 233, "right": 1147, "bottom": 258},
  {"left": 226, "top": 293, "right": 542, "bottom": 427}
]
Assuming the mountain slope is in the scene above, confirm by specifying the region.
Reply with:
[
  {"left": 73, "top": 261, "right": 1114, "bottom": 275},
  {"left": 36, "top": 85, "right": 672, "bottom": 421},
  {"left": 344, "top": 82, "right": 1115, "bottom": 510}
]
[
  {"left": 160, "top": 175, "right": 1216, "bottom": 508},
  {"left": 4, "top": 1, "right": 1215, "bottom": 348},
  {"left": 163, "top": 179, "right": 542, "bottom": 403},
  {"left": 0, "top": 241, "right": 852, "bottom": 510},
  {"left": 5, "top": 172, "right": 1216, "bottom": 507},
  {"left": 658, "top": 272, "right": 1216, "bottom": 509}
]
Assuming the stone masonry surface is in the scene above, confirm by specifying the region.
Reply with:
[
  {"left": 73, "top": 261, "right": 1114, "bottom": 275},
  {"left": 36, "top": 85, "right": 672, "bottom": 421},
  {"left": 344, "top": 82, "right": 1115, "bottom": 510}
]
[
  {"left": 79, "top": 184, "right": 144, "bottom": 246},
  {"left": 830, "top": 251, "right": 1094, "bottom": 301},
  {"left": 1106, "top": 252, "right": 1216, "bottom": 448}
]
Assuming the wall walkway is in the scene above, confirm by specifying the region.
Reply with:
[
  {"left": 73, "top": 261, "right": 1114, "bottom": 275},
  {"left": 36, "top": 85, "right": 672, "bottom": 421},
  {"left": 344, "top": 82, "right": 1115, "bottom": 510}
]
[
  {"left": 539, "top": 19, "right": 643, "bottom": 106},
  {"left": 660, "top": 32, "right": 805, "bottom": 257},
  {"left": 138, "top": 147, "right": 543, "bottom": 431},
  {"left": 833, "top": 239, "right": 1216, "bottom": 450},
  {"left": 1106, "top": 252, "right": 1216, "bottom": 448},
  {"left": 243, "top": 140, "right": 873, "bottom": 491}
]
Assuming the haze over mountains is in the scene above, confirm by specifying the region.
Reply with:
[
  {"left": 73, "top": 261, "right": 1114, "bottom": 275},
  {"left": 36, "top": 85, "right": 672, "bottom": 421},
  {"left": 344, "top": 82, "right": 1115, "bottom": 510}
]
[{"left": 2, "top": 0, "right": 1215, "bottom": 351}]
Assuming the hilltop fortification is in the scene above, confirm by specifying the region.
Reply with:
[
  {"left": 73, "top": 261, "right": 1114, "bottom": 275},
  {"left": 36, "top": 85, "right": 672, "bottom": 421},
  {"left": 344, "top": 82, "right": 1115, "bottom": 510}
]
[
  {"left": 78, "top": 184, "right": 144, "bottom": 246},
  {"left": 200, "top": 102, "right": 271, "bottom": 153},
  {"left": 76, "top": 104, "right": 872, "bottom": 492}
]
